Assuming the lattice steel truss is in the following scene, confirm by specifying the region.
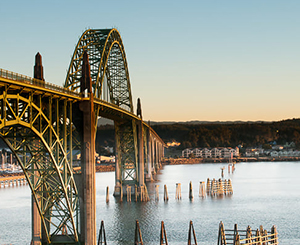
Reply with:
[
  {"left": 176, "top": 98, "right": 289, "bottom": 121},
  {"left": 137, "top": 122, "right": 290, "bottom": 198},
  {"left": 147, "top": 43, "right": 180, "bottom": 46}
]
[{"left": 0, "top": 85, "right": 80, "bottom": 244}]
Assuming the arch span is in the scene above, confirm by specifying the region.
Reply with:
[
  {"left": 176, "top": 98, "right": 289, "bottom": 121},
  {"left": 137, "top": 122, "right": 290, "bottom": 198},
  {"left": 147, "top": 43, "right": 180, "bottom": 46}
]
[
  {"left": 65, "top": 29, "right": 133, "bottom": 112},
  {"left": 0, "top": 89, "right": 79, "bottom": 243}
]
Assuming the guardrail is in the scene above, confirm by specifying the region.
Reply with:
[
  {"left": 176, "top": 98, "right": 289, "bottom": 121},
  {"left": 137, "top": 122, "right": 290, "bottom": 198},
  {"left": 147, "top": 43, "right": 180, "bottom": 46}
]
[{"left": 0, "top": 68, "right": 80, "bottom": 97}]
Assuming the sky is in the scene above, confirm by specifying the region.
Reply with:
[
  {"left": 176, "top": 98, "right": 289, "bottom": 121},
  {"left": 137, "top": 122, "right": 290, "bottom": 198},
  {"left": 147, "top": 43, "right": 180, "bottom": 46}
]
[{"left": 1, "top": 1, "right": 300, "bottom": 122}]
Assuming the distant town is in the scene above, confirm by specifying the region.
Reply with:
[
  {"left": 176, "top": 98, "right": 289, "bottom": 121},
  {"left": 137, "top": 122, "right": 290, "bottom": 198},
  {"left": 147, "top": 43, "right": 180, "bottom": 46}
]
[{"left": 180, "top": 141, "right": 300, "bottom": 159}]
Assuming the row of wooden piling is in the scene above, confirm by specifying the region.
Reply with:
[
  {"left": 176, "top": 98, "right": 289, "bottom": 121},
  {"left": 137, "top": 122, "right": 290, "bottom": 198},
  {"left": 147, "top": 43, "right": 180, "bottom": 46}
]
[
  {"left": 174, "top": 179, "right": 232, "bottom": 200},
  {"left": 206, "top": 178, "right": 233, "bottom": 197},
  {"left": 97, "top": 219, "right": 198, "bottom": 245},
  {"left": 217, "top": 221, "right": 278, "bottom": 245},
  {"left": 106, "top": 184, "right": 150, "bottom": 203},
  {"left": 0, "top": 177, "right": 28, "bottom": 188},
  {"left": 105, "top": 178, "right": 233, "bottom": 203}
]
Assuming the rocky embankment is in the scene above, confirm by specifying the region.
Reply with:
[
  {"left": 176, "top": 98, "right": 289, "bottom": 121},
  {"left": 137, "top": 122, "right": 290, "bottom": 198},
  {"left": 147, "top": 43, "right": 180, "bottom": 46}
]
[
  {"left": 96, "top": 164, "right": 115, "bottom": 172},
  {"left": 162, "top": 156, "right": 300, "bottom": 165},
  {"left": 0, "top": 172, "right": 24, "bottom": 178},
  {"left": 0, "top": 164, "right": 115, "bottom": 178}
]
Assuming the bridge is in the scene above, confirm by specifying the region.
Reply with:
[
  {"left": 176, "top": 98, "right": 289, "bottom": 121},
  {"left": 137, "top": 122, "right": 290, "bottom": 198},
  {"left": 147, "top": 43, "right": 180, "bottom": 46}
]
[{"left": 0, "top": 29, "right": 165, "bottom": 244}]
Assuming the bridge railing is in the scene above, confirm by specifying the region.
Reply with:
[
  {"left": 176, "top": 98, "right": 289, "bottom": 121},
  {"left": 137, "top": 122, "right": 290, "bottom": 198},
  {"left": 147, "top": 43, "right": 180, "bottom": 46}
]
[{"left": 0, "top": 68, "right": 80, "bottom": 97}]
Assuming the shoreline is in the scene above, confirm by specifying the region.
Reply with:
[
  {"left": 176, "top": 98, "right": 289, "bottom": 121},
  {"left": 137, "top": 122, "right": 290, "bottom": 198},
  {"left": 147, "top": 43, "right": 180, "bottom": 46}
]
[
  {"left": 0, "top": 165, "right": 116, "bottom": 179},
  {"left": 1, "top": 156, "right": 299, "bottom": 178},
  {"left": 162, "top": 156, "right": 300, "bottom": 165}
]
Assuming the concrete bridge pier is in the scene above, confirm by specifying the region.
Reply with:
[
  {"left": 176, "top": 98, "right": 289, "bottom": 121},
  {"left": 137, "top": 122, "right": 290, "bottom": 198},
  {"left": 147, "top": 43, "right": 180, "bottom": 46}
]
[
  {"left": 31, "top": 52, "right": 44, "bottom": 245},
  {"left": 145, "top": 129, "right": 153, "bottom": 182},
  {"left": 78, "top": 51, "right": 96, "bottom": 245},
  {"left": 137, "top": 98, "right": 145, "bottom": 189}
]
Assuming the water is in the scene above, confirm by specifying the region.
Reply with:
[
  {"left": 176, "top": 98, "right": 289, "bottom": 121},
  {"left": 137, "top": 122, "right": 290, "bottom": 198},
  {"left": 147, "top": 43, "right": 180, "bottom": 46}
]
[{"left": 0, "top": 161, "right": 299, "bottom": 244}]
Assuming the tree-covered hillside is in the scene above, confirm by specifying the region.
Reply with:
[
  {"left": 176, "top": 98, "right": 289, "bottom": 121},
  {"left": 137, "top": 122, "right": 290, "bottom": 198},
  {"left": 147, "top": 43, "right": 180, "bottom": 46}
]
[
  {"left": 151, "top": 119, "right": 300, "bottom": 149},
  {"left": 96, "top": 119, "right": 300, "bottom": 151}
]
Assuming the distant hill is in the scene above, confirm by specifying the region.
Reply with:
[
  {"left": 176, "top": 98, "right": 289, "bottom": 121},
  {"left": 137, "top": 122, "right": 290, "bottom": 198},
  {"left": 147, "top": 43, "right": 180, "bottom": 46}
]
[
  {"left": 97, "top": 118, "right": 300, "bottom": 150},
  {"left": 2, "top": 118, "right": 299, "bottom": 153}
]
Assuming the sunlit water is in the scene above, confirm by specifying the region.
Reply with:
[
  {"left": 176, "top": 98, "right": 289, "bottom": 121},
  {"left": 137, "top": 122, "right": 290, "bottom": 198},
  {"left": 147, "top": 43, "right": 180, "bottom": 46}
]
[{"left": 0, "top": 161, "right": 299, "bottom": 244}]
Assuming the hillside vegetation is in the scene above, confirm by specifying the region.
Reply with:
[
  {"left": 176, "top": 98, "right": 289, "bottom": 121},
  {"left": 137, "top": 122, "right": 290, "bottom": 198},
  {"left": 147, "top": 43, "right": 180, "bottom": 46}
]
[{"left": 97, "top": 119, "right": 300, "bottom": 151}]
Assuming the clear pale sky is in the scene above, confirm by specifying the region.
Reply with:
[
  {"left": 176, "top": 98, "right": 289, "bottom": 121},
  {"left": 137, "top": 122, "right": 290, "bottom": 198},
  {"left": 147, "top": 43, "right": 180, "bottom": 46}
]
[{"left": 1, "top": 1, "right": 300, "bottom": 122}]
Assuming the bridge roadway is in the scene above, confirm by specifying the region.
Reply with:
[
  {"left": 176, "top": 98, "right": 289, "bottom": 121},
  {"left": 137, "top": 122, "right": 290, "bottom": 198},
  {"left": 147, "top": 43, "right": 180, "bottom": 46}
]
[{"left": 0, "top": 28, "right": 165, "bottom": 245}]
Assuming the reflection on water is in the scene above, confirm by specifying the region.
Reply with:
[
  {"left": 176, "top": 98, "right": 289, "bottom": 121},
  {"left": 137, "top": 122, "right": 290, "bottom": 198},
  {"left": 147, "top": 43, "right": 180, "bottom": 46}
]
[{"left": 1, "top": 162, "right": 300, "bottom": 244}]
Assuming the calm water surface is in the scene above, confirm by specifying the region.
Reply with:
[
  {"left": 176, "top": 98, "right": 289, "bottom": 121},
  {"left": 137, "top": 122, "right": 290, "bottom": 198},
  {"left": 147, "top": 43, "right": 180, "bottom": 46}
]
[{"left": 0, "top": 161, "right": 299, "bottom": 244}]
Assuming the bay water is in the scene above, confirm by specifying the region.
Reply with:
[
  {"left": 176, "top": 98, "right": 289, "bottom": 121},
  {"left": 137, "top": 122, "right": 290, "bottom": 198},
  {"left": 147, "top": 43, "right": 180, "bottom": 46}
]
[{"left": 0, "top": 161, "right": 299, "bottom": 244}]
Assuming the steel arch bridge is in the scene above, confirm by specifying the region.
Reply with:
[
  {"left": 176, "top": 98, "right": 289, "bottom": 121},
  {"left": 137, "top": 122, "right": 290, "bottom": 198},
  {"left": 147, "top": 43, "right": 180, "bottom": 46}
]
[{"left": 0, "top": 28, "right": 165, "bottom": 245}]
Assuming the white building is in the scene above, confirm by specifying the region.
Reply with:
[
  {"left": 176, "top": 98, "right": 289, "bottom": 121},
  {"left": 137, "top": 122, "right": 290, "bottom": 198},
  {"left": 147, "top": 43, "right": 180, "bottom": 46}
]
[
  {"left": 181, "top": 147, "right": 239, "bottom": 158},
  {"left": 221, "top": 148, "right": 231, "bottom": 158},
  {"left": 211, "top": 148, "right": 221, "bottom": 158},
  {"left": 193, "top": 148, "right": 202, "bottom": 158},
  {"left": 182, "top": 148, "right": 192, "bottom": 158},
  {"left": 202, "top": 148, "right": 211, "bottom": 158}
]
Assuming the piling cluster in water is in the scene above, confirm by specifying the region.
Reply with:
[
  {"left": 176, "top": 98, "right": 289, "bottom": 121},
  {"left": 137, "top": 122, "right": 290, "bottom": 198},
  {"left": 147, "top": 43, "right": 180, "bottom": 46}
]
[
  {"left": 0, "top": 176, "right": 28, "bottom": 188},
  {"left": 98, "top": 219, "right": 198, "bottom": 245},
  {"left": 97, "top": 219, "right": 278, "bottom": 245},
  {"left": 218, "top": 222, "right": 278, "bottom": 245},
  {"left": 105, "top": 178, "right": 233, "bottom": 203}
]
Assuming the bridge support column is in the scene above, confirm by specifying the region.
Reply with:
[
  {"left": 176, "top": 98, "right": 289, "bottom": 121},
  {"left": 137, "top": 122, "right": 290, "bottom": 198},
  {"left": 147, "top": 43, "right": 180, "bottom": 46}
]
[
  {"left": 114, "top": 121, "right": 122, "bottom": 196},
  {"left": 79, "top": 51, "right": 96, "bottom": 245},
  {"left": 32, "top": 197, "right": 41, "bottom": 245},
  {"left": 146, "top": 130, "right": 153, "bottom": 181},
  {"left": 137, "top": 99, "right": 144, "bottom": 187},
  {"left": 137, "top": 119, "right": 144, "bottom": 187},
  {"left": 32, "top": 53, "right": 43, "bottom": 245}
]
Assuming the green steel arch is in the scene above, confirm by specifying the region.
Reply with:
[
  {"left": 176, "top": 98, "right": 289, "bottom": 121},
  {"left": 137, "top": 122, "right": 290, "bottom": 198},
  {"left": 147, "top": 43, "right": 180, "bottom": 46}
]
[
  {"left": 65, "top": 28, "right": 133, "bottom": 112},
  {"left": 0, "top": 89, "right": 79, "bottom": 244},
  {"left": 65, "top": 29, "right": 140, "bottom": 188}
]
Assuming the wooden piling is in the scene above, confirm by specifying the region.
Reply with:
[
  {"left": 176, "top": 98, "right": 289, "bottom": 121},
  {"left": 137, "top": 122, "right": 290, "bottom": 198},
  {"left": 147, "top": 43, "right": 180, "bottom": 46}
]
[
  {"left": 127, "top": 185, "right": 131, "bottom": 202},
  {"left": 160, "top": 221, "right": 168, "bottom": 245},
  {"left": 135, "top": 185, "right": 138, "bottom": 202},
  {"left": 217, "top": 221, "right": 226, "bottom": 245},
  {"left": 97, "top": 220, "right": 107, "bottom": 245},
  {"left": 218, "top": 178, "right": 224, "bottom": 196},
  {"left": 155, "top": 185, "right": 159, "bottom": 201},
  {"left": 199, "top": 181, "right": 206, "bottom": 197},
  {"left": 211, "top": 179, "right": 217, "bottom": 196},
  {"left": 206, "top": 178, "right": 211, "bottom": 195},
  {"left": 227, "top": 179, "right": 233, "bottom": 195},
  {"left": 175, "top": 183, "right": 181, "bottom": 200},
  {"left": 271, "top": 225, "right": 278, "bottom": 244},
  {"left": 246, "top": 225, "right": 252, "bottom": 240},
  {"left": 255, "top": 229, "right": 261, "bottom": 244},
  {"left": 187, "top": 220, "right": 197, "bottom": 245},
  {"left": 106, "top": 186, "right": 109, "bottom": 203},
  {"left": 164, "top": 184, "right": 169, "bottom": 201},
  {"left": 135, "top": 220, "right": 143, "bottom": 245},
  {"left": 233, "top": 224, "right": 238, "bottom": 245},
  {"left": 140, "top": 184, "right": 149, "bottom": 202},
  {"left": 120, "top": 185, "right": 123, "bottom": 202},
  {"left": 189, "top": 181, "right": 193, "bottom": 200},
  {"left": 220, "top": 167, "right": 225, "bottom": 178}
]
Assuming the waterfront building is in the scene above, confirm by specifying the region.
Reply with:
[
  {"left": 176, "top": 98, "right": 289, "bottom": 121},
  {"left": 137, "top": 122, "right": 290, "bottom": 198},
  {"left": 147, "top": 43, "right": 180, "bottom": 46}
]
[
  {"left": 182, "top": 148, "right": 192, "bottom": 158},
  {"left": 211, "top": 148, "right": 221, "bottom": 158},
  {"left": 221, "top": 148, "right": 231, "bottom": 158},
  {"left": 182, "top": 147, "right": 239, "bottom": 158},
  {"left": 193, "top": 148, "right": 202, "bottom": 157},
  {"left": 202, "top": 148, "right": 211, "bottom": 158}
]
